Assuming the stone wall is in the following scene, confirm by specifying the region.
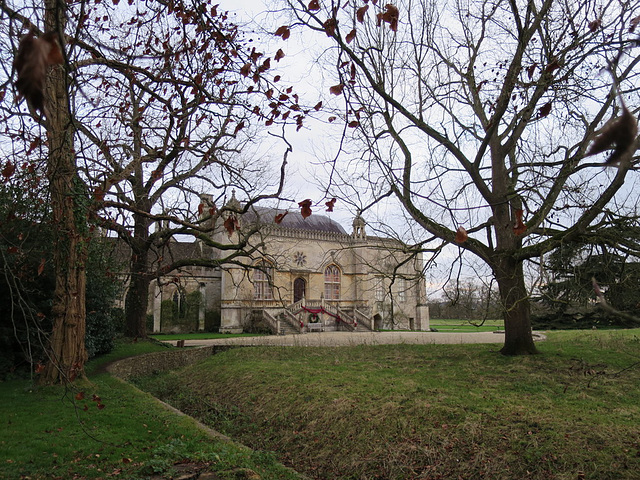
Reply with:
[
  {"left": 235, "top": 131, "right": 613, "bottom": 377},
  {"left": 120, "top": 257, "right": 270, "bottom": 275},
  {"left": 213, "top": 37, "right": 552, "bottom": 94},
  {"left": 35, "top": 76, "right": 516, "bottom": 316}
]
[{"left": 106, "top": 345, "right": 238, "bottom": 380}]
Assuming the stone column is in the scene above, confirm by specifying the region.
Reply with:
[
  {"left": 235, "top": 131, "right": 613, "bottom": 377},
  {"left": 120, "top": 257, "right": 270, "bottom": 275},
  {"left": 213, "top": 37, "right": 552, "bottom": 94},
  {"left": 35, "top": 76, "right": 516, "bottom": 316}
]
[
  {"left": 153, "top": 281, "right": 162, "bottom": 333},
  {"left": 198, "top": 282, "right": 206, "bottom": 331}
]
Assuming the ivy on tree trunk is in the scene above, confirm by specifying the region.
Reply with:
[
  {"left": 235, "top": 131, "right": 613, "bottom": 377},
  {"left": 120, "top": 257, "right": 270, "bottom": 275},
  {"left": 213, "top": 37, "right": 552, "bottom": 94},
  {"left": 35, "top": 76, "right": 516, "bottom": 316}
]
[{"left": 41, "top": 0, "right": 88, "bottom": 384}]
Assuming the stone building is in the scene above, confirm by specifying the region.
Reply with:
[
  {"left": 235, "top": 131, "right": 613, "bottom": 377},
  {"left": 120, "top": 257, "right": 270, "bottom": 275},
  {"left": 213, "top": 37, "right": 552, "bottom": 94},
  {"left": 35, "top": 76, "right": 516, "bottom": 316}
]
[{"left": 147, "top": 194, "right": 430, "bottom": 334}]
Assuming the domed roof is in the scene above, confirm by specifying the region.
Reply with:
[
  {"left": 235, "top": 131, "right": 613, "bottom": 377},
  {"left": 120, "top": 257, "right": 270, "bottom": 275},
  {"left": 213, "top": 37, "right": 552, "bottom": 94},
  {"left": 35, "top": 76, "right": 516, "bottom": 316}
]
[{"left": 244, "top": 206, "right": 347, "bottom": 235}]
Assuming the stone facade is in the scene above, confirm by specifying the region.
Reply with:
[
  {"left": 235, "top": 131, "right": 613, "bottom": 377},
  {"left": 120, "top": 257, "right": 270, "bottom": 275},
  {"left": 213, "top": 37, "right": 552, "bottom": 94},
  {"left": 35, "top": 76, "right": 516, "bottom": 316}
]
[{"left": 147, "top": 196, "right": 430, "bottom": 334}]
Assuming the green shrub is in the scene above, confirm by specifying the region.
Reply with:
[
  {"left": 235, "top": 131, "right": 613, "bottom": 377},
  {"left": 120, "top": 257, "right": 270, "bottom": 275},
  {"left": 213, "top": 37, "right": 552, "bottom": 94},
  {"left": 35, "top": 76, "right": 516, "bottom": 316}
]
[{"left": 85, "top": 310, "right": 117, "bottom": 358}]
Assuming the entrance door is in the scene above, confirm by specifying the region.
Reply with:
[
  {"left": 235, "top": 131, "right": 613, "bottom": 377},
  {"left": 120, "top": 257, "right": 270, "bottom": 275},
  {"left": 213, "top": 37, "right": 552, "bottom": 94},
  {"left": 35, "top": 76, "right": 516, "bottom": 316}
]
[{"left": 293, "top": 277, "right": 306, "bottom": 303}]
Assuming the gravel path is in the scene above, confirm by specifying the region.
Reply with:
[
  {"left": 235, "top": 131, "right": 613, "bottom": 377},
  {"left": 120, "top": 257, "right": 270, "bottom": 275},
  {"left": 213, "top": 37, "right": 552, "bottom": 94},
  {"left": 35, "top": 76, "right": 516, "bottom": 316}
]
[{"left": 164, "top": 330, "right": 545, "bottom": 348}]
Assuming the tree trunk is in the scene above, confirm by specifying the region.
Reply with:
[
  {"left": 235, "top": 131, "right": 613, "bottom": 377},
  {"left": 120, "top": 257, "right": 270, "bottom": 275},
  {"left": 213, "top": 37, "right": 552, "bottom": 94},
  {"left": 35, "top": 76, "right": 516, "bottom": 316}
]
[
  {"left": 42, "top": 1, "right": 88, "bottom": 383},
  {"left": 124, "top": 210, "right": 151, "bottom": 338},
  {"left": 124, "top": 248, "right": 151, "bottom": 338},
  {"left": 494, "top": 255, "right": 539, "bottom": 355}
]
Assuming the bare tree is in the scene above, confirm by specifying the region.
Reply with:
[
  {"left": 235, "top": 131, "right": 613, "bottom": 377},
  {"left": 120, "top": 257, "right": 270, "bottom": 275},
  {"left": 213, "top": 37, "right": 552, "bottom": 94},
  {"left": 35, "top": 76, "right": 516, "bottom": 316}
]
[
  {"left": 0, "top": 0, "right": 304, "bottom": 381},
  {"left": 64, "top": 1, "right": 300, "bottom": 338},
  {"left": 284, "top": 0, "right": 640, "bottom": 354}
]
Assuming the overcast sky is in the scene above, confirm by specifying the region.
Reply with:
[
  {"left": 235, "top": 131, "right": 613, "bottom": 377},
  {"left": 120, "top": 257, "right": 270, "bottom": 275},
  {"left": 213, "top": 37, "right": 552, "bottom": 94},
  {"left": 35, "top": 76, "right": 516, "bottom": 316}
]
[{"left": 215, "top": 1, "right": 496, "bottom": 297}]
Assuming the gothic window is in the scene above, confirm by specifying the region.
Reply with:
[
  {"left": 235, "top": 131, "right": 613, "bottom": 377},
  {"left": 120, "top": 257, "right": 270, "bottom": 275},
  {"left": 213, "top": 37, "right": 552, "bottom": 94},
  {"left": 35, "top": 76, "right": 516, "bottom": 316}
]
[
  {"left": 172, "top": 289, "right": 187, "bottom": 318},
  {"left": 375, "top": 277, "right": 385, "bottom": 302},
  {"left": 397, "top": 278, "right": 407, "bottom": 303},
  {"left": 324, "top": 265, "right": 341, "bottom": 300},
  {"left": 293, "top": 277, "right": 306, "bottom": 303},
  {"left": 253, "top": 260, "right": 273, "bottom": 300}
]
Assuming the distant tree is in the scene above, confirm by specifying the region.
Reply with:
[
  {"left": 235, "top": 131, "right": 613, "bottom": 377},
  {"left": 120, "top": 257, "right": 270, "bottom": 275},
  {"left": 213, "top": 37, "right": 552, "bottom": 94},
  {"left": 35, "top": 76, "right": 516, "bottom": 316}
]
[
  {"left": 284, "top": 0, "right": 640, "bottom": 354},
  {"left": 538, "top": 220, "right": 640, "bottom": 325},
  {"left": 437, "top": 279, "right": 501, "bottom": 322}
]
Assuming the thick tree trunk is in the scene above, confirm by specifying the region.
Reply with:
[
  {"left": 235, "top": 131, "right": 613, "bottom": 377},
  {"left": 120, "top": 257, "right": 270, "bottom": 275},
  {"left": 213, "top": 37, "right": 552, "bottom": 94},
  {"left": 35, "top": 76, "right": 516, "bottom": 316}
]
[
  {"left": 42, "top": 1, "right": 88, "bottom": 383},
  {"left": 124, "top": 210, "right": 151, "bottom": 338},
  {"left": 494, "top": 255, "right": 539, "bottom": 355},
  {"left": 124, "top": 248, "right": 151, "bottom": 338}
]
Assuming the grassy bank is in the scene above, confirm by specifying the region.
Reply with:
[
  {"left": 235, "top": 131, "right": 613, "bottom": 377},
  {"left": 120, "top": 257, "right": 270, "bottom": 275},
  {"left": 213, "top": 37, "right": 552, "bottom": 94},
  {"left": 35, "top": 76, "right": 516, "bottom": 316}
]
[
  {"left": 134, "top": 329, "right": 640, "bottom": 480},
  {"left": 0, "top": 338, "right": 303, "bottom": 480}
]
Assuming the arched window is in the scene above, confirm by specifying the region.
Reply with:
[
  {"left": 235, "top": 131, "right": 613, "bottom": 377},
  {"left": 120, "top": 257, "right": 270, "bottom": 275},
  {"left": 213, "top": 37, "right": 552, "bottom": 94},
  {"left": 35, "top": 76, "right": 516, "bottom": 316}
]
[
  {"left": 172, "top": 289, "right": 187, "bottom": 318},
  {"left": 293, "top": 277, "right": 306, "bottom": 303},
  {"left": 324, "top": 265, "right": 341, "bottom": 300},
  {"left": 253, "top": 260, "right": 273, "bottom": 300},
  {"left": 375, "top": 277, "right": 385, "bottom": 302},
  {"left": 396, "top": 278, "right": 407, "bottom": 303}
]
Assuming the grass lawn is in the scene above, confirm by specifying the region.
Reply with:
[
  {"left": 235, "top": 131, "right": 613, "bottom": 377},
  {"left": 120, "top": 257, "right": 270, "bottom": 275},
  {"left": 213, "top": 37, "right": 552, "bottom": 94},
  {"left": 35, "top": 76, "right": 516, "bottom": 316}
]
[
  {"left": 429, "top": 318, "right": 504, "bottom": 332},
  {"left": 0, "top": 338, "right": 302, "bottom": 480},
  {"left": 134, "top": 329, "right": 640, "bottom": 480}
]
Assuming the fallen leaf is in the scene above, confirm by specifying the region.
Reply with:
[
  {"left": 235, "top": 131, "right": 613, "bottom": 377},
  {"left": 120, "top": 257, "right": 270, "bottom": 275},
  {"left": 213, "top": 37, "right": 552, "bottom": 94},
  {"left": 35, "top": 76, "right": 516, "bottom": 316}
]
[
  {"left": 323, "top": 17, "right": 338, "bottom": 36},
  {"left": 13, "top": 31, "right": 63, "bottom": 115},
  {"left": 586, "top": 103, "right": 638, "bottom": 164},
  {"left": 330, "top": 83, "right": 345, "bottom": 95},
  {"left": 2, "top": 162, "right": 16, "bottom": 179},
  {"left": 545, "top": 58, "right": 561, "bottom": 74},
  {"left": 538, "top": 101, "right": 552, "bottom": 118},
  {"left": 27, "top": 138, "right": 41, "bottom": 154},
  {"left": 224, "top": 215, "right": 239, "bottom": 236},
  {"left": 356, "top": 5, "right": 369, "bottom": 22},
  {"left": 274, "top": 211, "right": 288, "bottom": 224},
  {"left": 37, "top": 258, "right": 45, "bottom": 276},
  {"left": 240, "top": 63, "right": 251, "bottom": 77},
  {"left": 325, "top": 198, "right": 336, "bottom": 212},
  {"left": 455, "top": 226, "right": 468, "bottom": 243},
  {"left": 513, "top": 209, "right": 526, "bottom": 235},
  {"left": 274, "top": 25, "right": 291, "bottom": 40},
  {"left": 298, "top": 199, "right": 313, "bottom": 219},
  {"left": 233, "top": 121, "right": 245, "bottom": 135},
  {"left": 93, "top": 187, "right": 105, "bottom": 202},
  {"left": 376, "top": 4, "right": 399, "bottom": 32}
]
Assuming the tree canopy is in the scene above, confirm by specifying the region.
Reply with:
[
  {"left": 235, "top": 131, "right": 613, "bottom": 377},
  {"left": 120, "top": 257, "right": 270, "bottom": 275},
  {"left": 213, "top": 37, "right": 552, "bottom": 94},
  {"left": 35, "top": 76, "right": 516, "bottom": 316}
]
[
  {"left": 283, "top": 0, "right": 640, "bottom": 353},
  {"left": 0, "top": 0, "right": 307, "bottom": 381}
]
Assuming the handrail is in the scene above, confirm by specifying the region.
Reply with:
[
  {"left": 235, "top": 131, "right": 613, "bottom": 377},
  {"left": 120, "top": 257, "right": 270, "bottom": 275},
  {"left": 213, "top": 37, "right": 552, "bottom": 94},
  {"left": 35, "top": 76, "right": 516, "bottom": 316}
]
[
  {"left": 282, "top": 308, "right": 302, "bottom": 332},
  {"left": 353, "top": 309, "right": 373, "bottom": 331},
  {"left": 336, "top": 307, "right": 356, "bottom": 332},
  {"left": 287, "top": 298, "right": 305, "bottom": 313},
  {"left": 284, "top": 300, "right": 371, "bottom": 332},
  {"left": 261, "top": 309, "right": 280, "bottom": 335}
]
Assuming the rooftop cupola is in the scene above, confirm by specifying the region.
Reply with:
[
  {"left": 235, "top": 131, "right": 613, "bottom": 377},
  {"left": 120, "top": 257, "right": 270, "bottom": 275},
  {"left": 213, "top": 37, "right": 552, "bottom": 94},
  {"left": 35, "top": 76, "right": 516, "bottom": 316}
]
[{"left": 352, "top": 214, "right": 366, "bottom": 240}]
